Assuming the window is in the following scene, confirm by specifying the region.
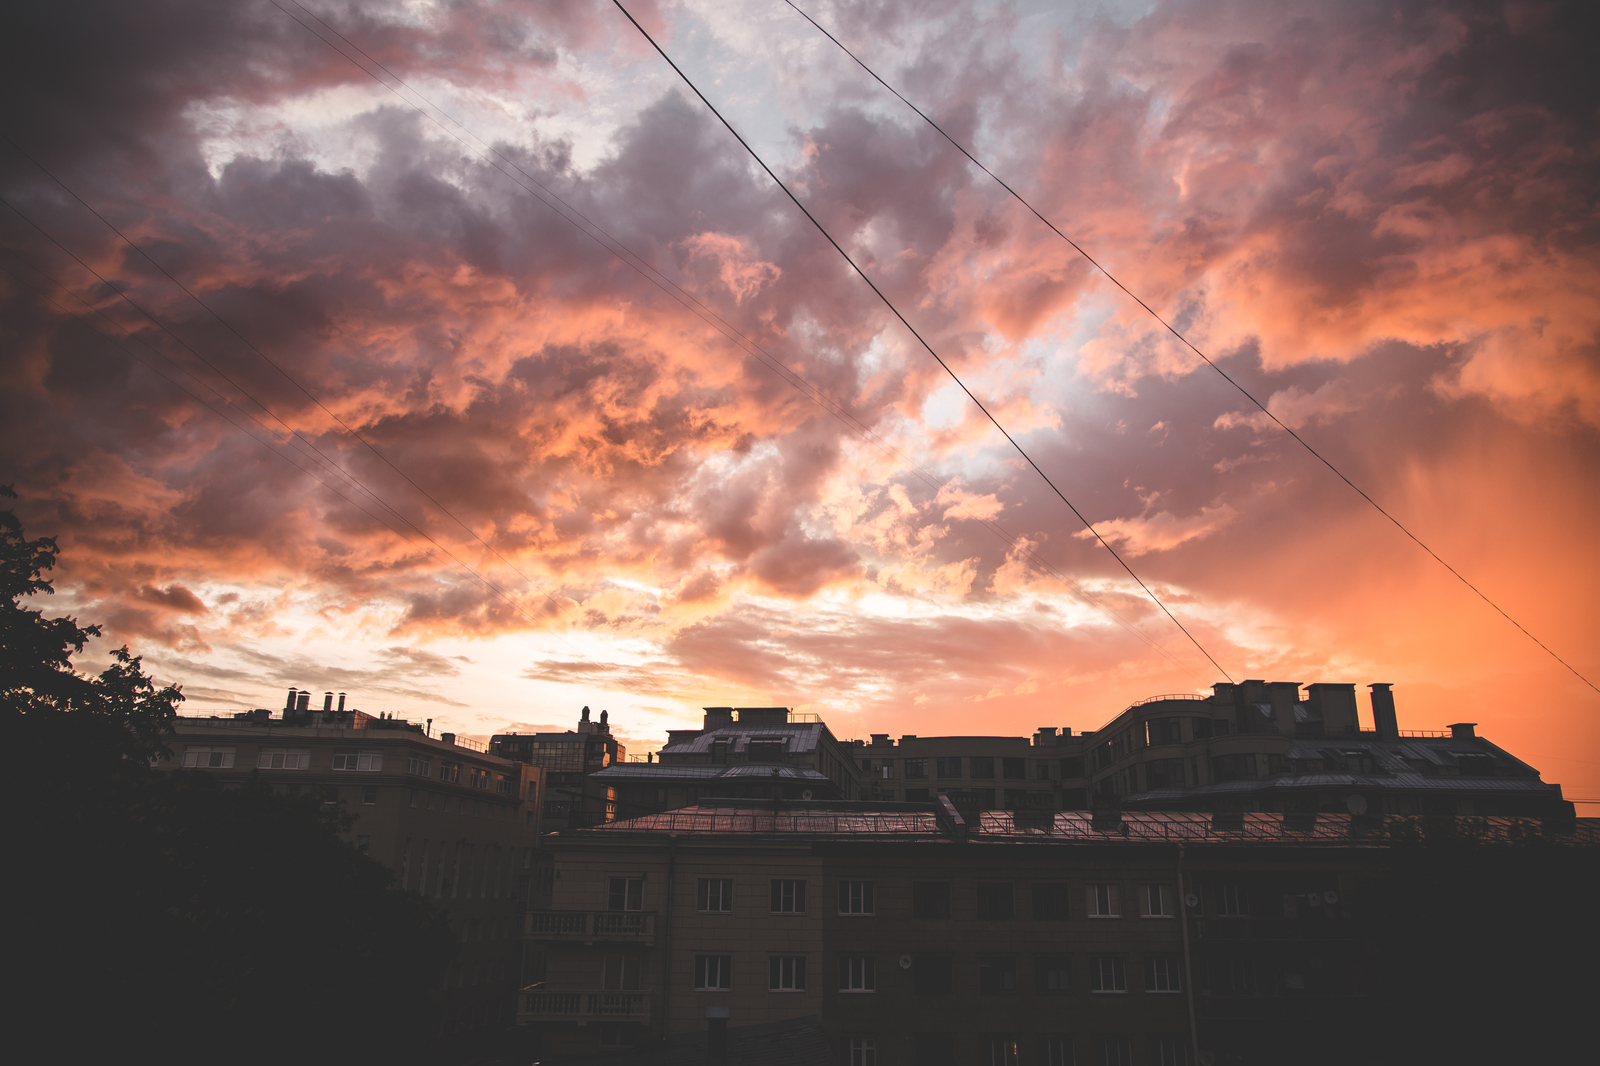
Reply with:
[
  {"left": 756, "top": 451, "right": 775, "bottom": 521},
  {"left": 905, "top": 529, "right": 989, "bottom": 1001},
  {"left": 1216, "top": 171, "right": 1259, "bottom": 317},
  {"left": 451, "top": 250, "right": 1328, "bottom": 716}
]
[
  {"left": 839, "top": 880, "right": 875, "bottom": 915},
  {"left": 839, "top": 956, "right": 876, "bottom": 992},
  {"left": 1059, "top": 756, "right": 1086, "bottom": 779},
  {"left": 770, "top": 879, "right": 806, "bottom": 913},
  {"left": 879, "top": 764, "right": 895, "bottom": 780},
  {"left": 711, "top": 741, "right": 729, "bottom": 764},
  {"left": 1152, "top": 1037, "right": 1190, "bottom": 1066},
  {"left": 1209, "top": 958, "right": 1257, "bottom": 994},
  {"left": 361, "top": 785, "right": 377, "bottom": 805},
  {"left": 976, "top": 882, "right": 1015, "bottom": 919},
  {"left": 1144, "top": 955, "right": 1182, "bottom": 992},
  {"left": 769, "top": 955, "right": 806, "bottom": 991},
  {"left": 849, "top": 1038, "right": 877, "bottom": 1066},
  {"left": 406, "top": 754, "right": 432, "bottom": 776},
  {"left": 438, "top": 761, "right": 460, "bottom": 784},
  {"left": 694, "top": 954, "right": 732, "bottom": 991},
  {"left": 1033, "top": 882, "right": 1071, "bottom": 919},
  {"left": 1088, "top": 883, "right": 1121, "bottom": 917},
  {"left": 598, "top": 1024, "right": 632, "bottom": 1049},
  {"left": 1218, "top": 884, "right": 1249, "bottom": 917},
  {"left": 912, "top": 881, "right": 950, "bottom": 919},
  {"left": 1044, "top": 1036, "right": 1075, "bottom": 1066},
  {"left": 332, "top": 749, "right": 382, "bottom": 771},
  {"left": 602, "top": 954, "right": 641, "bottom": 991},
  {"left": 905, "top": 758, "right": 928, "bottom": 779},
  {"left": 495, "top": 773, "right": 511, "bottom": 795},
  {"left": 970, "top": 757, "right": 996, "bottom": 779},
  {"left": 1096, "top": 1037, "right": 1132, "bottom": 1066},
  {"left": 355, "top": 834, "right": 370, "bottom": 854},
  {"left": 1146, "top": 717, "right": 1183, "bottom": 746},
  {"left": 698, "top": 878, "right": 733, "bottom": 913},
  {"left": 1091, "top": 956, "right": 1126, "bottom": 992},
  {"left": 1211, "top": 754, "right": 1255, "bottom": 782},
  {"left": 608, "top": 877, "right": 643, "bottom": 912},
  {"left": 1146, "top": 758, "right": 1185, "bottom": 789},
  {"left": 182, "top": 746, "right": 234, "bottom": 769},
  {"left": 255, "top": 749, "right": 308, "bottom": 770},
  {"left": 467, "top": 767, "right": 488, "bottom": 789},
  {"left": 1002, "top": 757, "right": 1026, "bottom": 780},
  {"left": 1143, "top": 884, "right": 1174, "bottom": 917},
  {"left": 912, "top": 955, "right": 953, "bottom": 995},
  {"left": 936, "top": 757, "right": 962, "bottom": 777},
  {"left": 978, "top": 955, "right": 1017, "bottom": 995},
  {"left": 982, "top": 1036, "right": 1019, "bottom": 1066},
  {"left": 1036, "top": 955, "right": 1071, "bottom": 994},
  {"left": 1035, "top": 761, "right": 1052, "bottom": 780}
]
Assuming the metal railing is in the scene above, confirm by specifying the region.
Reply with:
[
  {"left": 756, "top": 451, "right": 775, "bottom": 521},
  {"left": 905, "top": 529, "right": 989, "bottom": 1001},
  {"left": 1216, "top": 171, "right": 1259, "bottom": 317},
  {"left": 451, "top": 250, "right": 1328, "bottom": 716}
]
[
  {"left": 519, "top": 990, "right": 651, "bottom": 1022},
  {"left": 1131, "top": 693, "right": 1211, "bottom": 707},
  {"left": 525, "top": 910, "right": 656, "bottom": 940}
]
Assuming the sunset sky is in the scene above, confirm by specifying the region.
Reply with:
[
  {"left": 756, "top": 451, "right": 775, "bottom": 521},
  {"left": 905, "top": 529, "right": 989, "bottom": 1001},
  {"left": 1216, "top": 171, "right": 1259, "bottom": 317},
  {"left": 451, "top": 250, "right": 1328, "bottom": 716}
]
[{"left": 3, "top": 1, "right": 1596, "bottom": 802}]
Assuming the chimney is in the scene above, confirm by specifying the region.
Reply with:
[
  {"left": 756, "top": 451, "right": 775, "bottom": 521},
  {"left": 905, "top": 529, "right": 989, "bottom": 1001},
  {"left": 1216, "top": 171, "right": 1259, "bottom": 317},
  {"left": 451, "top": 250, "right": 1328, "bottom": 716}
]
[
  {"left": 1036, "top": 727, "right": 1057, "bottom": 744},
  {"left": 440, "top": 732, "right": 456, "bottom": 746},
  {"left": 870, "top": 733, "right": 892, "bottom": 746},
  {"left": 337, "top": 692, "right": 346, "bottom": 712},
  {"left": 1369, "top": 684, "right": 1399, "bottom": 739},
  {"left": 577, "top": 705, "right": 593, "bottom": 734},
  {"left": 1449, "top": 722, "right": 1477, "bottom": 739},
  {"left": 702, "top": 707, "right": 734, "bottom": 732},
  {"left": 285, "top": 687, "right": 297, "bottom": 712},
  {"left": 323, "top": 691, "right": 333, "bottom": 712},
  {"left": 705, "top": 1006, "right": 729, "bottom": 1066},
  {"left": 296, "top": 691, "right": 310, "bottom": 712}
]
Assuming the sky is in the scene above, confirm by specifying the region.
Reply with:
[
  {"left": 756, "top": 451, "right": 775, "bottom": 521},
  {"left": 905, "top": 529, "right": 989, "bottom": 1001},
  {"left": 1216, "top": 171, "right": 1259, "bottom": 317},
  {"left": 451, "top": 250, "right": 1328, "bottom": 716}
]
[{"left": 2, "top": 0, "right": 1596, "bottom": 802}]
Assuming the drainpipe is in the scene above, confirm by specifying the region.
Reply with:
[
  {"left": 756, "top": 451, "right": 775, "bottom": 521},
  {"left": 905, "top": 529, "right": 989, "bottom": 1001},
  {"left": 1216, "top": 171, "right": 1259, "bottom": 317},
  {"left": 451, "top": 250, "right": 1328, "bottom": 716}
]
[
  {"left": 657, "top": 834, "right": 678, "bottom": 1044},
  {"left": 1178, "top": 843, "right": 1201, "bottom": 1065}
]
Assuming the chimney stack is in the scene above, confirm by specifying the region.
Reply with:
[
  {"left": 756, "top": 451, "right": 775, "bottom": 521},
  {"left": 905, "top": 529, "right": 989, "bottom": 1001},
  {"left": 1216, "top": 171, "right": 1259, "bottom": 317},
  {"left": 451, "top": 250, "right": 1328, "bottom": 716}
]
[
  {"left": 1449, "top": 722, "right": 1477, "bottom": 739},
  {"left": 285, "top": 687, "right": 297, "bottom": 712},
  {"left": 323, "top": 691, "right": 333, "bottom": 712},
  {"left": 296, "top": 691, "right": 310, "bottom": 712},
  {"left": 1369, "top": 684, "right": 1399, "bottom": 739},
  {"left": 337, "top": 692, "right": 346, "bottom": 712}
]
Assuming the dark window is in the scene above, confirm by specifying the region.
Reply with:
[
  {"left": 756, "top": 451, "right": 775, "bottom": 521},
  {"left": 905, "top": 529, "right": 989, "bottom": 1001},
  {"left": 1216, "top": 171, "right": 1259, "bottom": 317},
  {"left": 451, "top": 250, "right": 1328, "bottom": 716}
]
[
  {"left": 977, "top": 882, "right": 1015, "bottom": 919},
  {"left": 1091, "top": 956, "right": 1127, "bottom": 992},
  {"left": 935, "top": 757, "right": 962, "bottom": 778},
  {"left": 608, "top": 877, "right": 643, "bottom": 912},
  {"left": 1144, "top": 956, "right": 1182, "bottom": 992},
  {"left": 978, "top": 955, "right": 1017, "bottom": 995},
  {"left": 1151, "top": 1036, "right": 1190, "bottom": 1066},
  {"left": 1208, "top": 958, "right": 1257, "bottom": 994},
  {"left": 1033, "top": 883, "right": 1071, "bottom": 919},
  {"left": 698, "top": 877, "right": 733, "bottom": 913},
  {"left": 982, "top": 1035, "right": 1020, "bottom": 1065},
  {"left": 771, "top": 879, "right": 806, "bottom": 913},
  {"left": 769, "top": 955, "right": 806, "bottom": 991},
  {"left": 1191, "top": 718, "right": 1213, "bottom": 740},
  {"left": 1043, "top": 1036, "right": 1074, "bottom": 1066},
  {"left": 905, "top": 758, "right": 928, "bottom": 779},
  {"left": 912, "top": 881, "right": 951, "bottom": 919},
  {"left": 839, "top": 956, "right": 876, "bottom": 992},
  {"left": 1212, "top": 755, "right": 1256, "bottom": 782},
  {"left": 1147, "top": 718, "right": 1183, "bottom": 746},
  {"left": 914, "top": 1034, "right": 956, "bottom": 1066},
  {"left": 1036, "top": 955, "right": 1071, "bottom": 994},
  {"left": 839, "top": 880, "right": 875, "bottom": 915},
  {"left": 361, "top": 785, "right": 378, "bottom": 804},
  {"left": 693, "top": 954, "right": 731, "bottom": 990},
  {"left": 912, "top": 955, "right": 953, "bottom": 995},
  {"left": 711, "top": 741, "right": 728, "bottom": 764},
  {"left": 1002, "top": 757, "right": 1027, "bottom": 780},
  {"left": 970, "top": 757, "right": 996, "bottom": 779},
  {"left": 849, "top": 1037, "right": 878, "bottom": 1066},
  {"left": 1059, "top": 756, "right": 1086, "bottom": 779},
  {"left": 1218, "top": 884, "right": 1249, "bottom": 917},
  {"left": 1147, "top": 758, "right": 1185, "bottom": 789},
  {"left": 1035, "top": 761, "right": 1052, "bottom": 780},
  {"left": 1097, "top": 1036, "right": 1132, "bottom": 1066}
]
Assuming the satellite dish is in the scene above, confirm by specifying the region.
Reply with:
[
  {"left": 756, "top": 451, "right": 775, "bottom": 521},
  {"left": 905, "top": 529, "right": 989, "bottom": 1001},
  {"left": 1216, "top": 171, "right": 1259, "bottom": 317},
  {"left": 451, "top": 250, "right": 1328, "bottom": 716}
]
[
  {"left": 1323, "top": 890, "right": 1339, "bottom": 905},
  {"left": 899, "top": 955, "right": 913, "bottom": 970},
  {"left": 801, "top": 789, "right": 814, "bottom": 801},
  {"left": 1184, "top": 893, "right": 1200, "bottom": 908},
  {"left": 1346, "top": 794, "right": 1368, "bottom": 815}
]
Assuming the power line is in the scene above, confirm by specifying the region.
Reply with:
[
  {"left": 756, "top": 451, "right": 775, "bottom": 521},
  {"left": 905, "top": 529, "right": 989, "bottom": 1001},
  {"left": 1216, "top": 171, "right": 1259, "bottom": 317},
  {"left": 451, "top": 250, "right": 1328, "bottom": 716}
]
[
  {"left": 781, "top": 0, "right": 1596, "bottom": 697},
  {"left": 611, "top": 0, "right": 1234, "bottom": 683}
]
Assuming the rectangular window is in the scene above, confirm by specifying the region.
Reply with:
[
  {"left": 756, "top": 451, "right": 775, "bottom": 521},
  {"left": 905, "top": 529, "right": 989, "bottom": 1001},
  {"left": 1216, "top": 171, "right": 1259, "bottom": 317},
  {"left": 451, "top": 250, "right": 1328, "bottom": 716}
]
[
  {"left": 1152, "top": 1037, "right": 1190, "bottom": 1066},
  {"left": 608, "top": 877, "right": 643, "bottom": 912},
  {"left": 1143, "top": 884, "right": 1174, "bottom": 917},
  {"left": 978, "top": 955, "right": 1017, "bottom": 995},
  {"left": 1144, "top": 956, "right": 1182, "bottom": 992},
  {"left": 770, "top": 879, "right": 806, "bottom": 913},
  {"left": 1097, "top": 1037, "right": 1132, "bottom": 1066},
  {"left": 1044, "top": 1036, "right": 1075, "bottom": 1066},
  {"left": 1218, "top": 884, "right": 1249, "bottom": 917},
  {"left": 1091, "top": 956, "right": 1127, "bottom": 992},
  {"left": 912, "top": 881, "right": 950, "bottom": 919},
  {"left": 332, "top": 749, "right": 382, "bottom": 771},
  {"left": 976, "top": 882, "right": 1015, "bottom": 919},
  {"left": 698, "top": 877, "right": 733, "bottom": 913},
  {"left": 602, "top": 954, "right": 641, "bottom": 991},
  {"left": 255, "top": 749, "right": 308, "bottom": 770},
  {"left": 355, "top": 834, "right": 370, "bottom": 854},
  {"left": 1210, "top": 958, "right": 1258, "bottom": 994},
  {"left": 1036, "top": 955, "right": 1071, "bottom": 994},
  {"left": 880, "top": 764, "right": 895, "bottom": 780},
  {"left": 839, "top": 880, "right": 875, "bottom": 915},
  {"left": 904, "top": 758, "right": 928, "bottom": 779},
  {"left": 361, "top": 785, "right": 377, "bottom": 805},
  {"left": 467, "top": 766, "right": 488, "bottom": 790},
  {"left": 1146, "top": 718, "right": 1183, "bottom": 746},
  {"left": 437, "top": 761, "right": 460, "bottom": 784},
  {"left": 495, "top": 773, "right": 511, "bottom": 795},
  {"left": 849, "top": 1038, "right": 877, "bottom": 1066},
  {"left": 182, "top": 746, "right": 235, "bottom": 769},
  {"left": 711, "top": 740, "right": 728, "bottom": 764},
  {"left": 935, "top": 757, "right": 962, "bottom": 778},
  {"left": 1033, "top": 882, "right": 1071, "bottom": 919},
  {"left": 982, "top": 1036, "right": 1019, "bottom": 1066},
  {"left": 769, "top": 955, "right": 807, "bottom": 992},
  {"left": 839, "top": 956, "right": 876, "bottom": 992},
  {"left": 1059, "top": 756, "right": 1086, "bottom": 779},
  {"left": 1088, "top": 883, "right": 1121, "bottom": 917},
  {"left": 693, "top": 954, "right": 732, "bottom": 991},
  {"left": 1002, "top": 757, "right": 1026, "bottom": 780},
  {"left": 912, "top": 955, "right": 953, "bottom": 995},
  {"left": 406, "top": 754, "right": 432, "bottom": 776},
  {"left": 1035, "top": 761, "right": 1052, "bottom": 780},
  {"left": 970, "top": 757, "right": 996, "bottom": 779}
]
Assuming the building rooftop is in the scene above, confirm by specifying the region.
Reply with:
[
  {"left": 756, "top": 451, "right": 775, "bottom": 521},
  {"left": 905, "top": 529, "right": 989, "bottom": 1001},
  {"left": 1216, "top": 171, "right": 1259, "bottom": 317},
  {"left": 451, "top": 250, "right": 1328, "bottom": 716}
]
[
  {"left": 658, "top": 722, "right": 825, "bottom": 756},
  {"left": 590, "top": 763, "right": 831, "bottom": 783}
]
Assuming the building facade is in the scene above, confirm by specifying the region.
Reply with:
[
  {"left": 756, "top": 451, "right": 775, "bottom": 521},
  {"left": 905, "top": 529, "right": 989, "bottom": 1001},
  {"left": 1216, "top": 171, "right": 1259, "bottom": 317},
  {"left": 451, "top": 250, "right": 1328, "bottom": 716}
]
[
  {"left": 159, "top": 688, "right": 546, "bottom": 1036},
  {"left": 493, "top": 705, "right": 626, "bottom": 829}
]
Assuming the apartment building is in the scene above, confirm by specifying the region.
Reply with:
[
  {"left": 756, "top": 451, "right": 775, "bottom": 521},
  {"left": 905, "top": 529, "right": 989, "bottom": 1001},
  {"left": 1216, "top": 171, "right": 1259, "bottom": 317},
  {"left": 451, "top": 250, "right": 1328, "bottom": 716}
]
[
  {"left": 158, "top": 688, "right": 545, "bottom": 1036},
  {"left": 519, "top": 802, "right": 1598, "bottom": 1063},
  {"left": 492, "top": 706, "right": 626, "bottom": 829}
]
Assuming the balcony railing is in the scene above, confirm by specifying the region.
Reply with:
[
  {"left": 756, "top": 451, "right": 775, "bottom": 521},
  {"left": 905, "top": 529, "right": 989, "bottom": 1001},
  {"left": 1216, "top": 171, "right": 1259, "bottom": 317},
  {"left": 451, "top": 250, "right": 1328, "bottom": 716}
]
[
  {"left": 524, "top": 910, "right": 656, "bottom": 942},
  {"left": 519, "top": 989, "right": 651, "bottom": 1024}
]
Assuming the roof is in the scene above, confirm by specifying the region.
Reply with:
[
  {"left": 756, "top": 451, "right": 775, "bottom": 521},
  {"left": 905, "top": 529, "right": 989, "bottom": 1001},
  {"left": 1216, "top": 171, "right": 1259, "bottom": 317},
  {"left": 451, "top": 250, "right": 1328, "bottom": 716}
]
[
  {"left": 659, "top": 722, "right": 824, "bottom": 756},
  {"left": 591, "top": 763, "right": 831, "bottom": 783},
  {"left": 572, "top": 805, "right": 1600, "bottom": 847},
  {"left": 1123, "top": 772, "right": 1561, "bottom": 805},
  {"left": 537, "top": 1014, "right": 835, "bottom": 1066}
]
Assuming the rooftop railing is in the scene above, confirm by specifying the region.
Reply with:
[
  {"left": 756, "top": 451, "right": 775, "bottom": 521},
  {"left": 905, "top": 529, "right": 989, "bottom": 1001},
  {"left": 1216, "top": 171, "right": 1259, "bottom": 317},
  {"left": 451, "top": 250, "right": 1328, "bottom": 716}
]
[
  {"left": 518, "top": 989, "right": 650, "bottom": 1023},
  {"left": 525, "top": 910, "right": 656, "bottom": 941}
]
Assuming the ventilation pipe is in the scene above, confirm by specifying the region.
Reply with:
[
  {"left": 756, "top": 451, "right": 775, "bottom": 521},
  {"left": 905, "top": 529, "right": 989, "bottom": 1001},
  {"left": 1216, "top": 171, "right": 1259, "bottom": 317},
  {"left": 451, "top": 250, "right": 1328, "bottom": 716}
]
[
  {"left": 337, "top": 692, "right": 346, "bottom": 712},
  {"left": 284, "top": 688, "right": 297, "bottom": 712},
  {"left": 323, "top": 692, "right": 333, "bottom": 712},
  {"left": 296, "top": 691, "right": 310, "bottom": 712}
]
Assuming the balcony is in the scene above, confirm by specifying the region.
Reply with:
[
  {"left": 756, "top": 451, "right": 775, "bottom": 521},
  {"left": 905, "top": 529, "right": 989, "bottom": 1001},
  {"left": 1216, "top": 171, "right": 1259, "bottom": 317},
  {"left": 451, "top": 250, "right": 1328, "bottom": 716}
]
[
  {"left": 524, "top": 910, "right": 656, "bottom": 944},
  {"left": 519, "top": 988, "right": 651, "bottom": 1025}
]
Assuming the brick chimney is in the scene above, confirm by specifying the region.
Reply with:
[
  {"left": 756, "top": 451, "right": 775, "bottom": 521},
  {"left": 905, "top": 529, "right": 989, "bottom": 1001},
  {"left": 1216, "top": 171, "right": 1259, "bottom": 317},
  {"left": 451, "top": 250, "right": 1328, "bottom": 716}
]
[{"left": 1369, "top": 684, "right": 1399, "bottom": 739}]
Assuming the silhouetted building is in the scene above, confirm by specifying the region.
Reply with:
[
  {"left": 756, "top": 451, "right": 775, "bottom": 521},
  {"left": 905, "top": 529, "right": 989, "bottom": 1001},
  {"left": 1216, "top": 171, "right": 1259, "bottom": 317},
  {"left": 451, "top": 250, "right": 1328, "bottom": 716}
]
[
  {"left": 158, "top": 688, "right": 545, "bottom": 1037},
  {"left": 492, "top": 706, "right": 625, "bottom": 830}
]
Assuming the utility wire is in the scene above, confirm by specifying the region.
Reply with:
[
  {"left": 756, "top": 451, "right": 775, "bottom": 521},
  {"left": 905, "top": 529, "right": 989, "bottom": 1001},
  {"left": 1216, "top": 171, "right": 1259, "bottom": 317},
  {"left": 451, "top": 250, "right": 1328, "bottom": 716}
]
[
  {"left": 781, "top": 0, "right": 1596, "bottom": 696},
  {"left": 611, "top": 0, "right": 1233, "bottom": 683}
]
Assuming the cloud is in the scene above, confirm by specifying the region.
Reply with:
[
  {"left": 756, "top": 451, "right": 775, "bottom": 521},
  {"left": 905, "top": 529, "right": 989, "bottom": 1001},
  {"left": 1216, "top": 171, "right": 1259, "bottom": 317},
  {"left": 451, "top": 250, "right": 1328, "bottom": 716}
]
[{"left": 1077, "top": 504, "right": 1240, "bottom": 558}]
